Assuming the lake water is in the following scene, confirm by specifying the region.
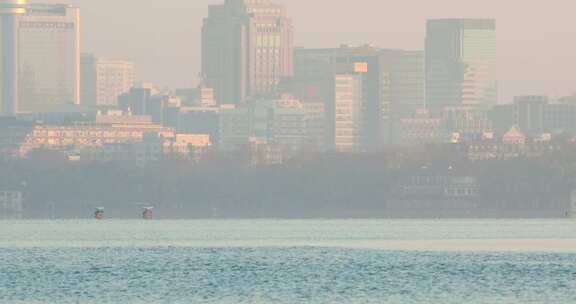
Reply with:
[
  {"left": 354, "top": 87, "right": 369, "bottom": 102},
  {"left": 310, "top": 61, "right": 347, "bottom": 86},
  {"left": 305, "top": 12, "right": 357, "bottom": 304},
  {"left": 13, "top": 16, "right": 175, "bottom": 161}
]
[{"left": 1, "top": 220, "right": 576, "bottom": 303}]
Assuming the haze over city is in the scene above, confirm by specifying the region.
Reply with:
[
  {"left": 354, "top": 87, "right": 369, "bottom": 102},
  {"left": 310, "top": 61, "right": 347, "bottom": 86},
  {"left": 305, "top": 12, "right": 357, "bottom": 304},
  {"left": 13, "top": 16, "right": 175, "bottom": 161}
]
[
  {"left": 44, "top": 0, "right": 576, "bottom": 100},
  {"left": 2, "top": 1, "right": 576, "bottom": 303}
]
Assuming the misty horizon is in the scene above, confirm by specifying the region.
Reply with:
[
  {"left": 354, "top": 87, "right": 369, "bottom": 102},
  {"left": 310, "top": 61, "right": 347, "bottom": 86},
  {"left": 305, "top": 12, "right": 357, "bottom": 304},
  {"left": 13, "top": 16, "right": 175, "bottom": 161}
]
[{"left": 35, "top": 0, "right": 576, "bottom": 101}]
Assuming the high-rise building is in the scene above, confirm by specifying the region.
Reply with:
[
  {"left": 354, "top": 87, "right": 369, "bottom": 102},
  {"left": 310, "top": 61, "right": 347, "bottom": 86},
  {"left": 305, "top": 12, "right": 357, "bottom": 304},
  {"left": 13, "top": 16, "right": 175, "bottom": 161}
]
[
  {"left": 291, "top": 45, "right": 424, "bottom": 149},
  {"left": 426, "top": 19, "right": 497, "bottom": 113},
  {"left": 17, "top": 3, "right": 80, "bottom": 113},
  {"left": 380, "top": 49, "right": 425, "bottom": 119},
  {"left": 202, "top": 0, "right": 293, "bottom": 104},
  {"left": 81, "top": 54, "right": 134, "bottom": 107},
  {"left": 0, "top": 0, "right": 27, "bottom": 116},
  {"left": 333, "top": 73, "right": 364, "bottom": 153},
  {"left": 288, "top": 47, "right": 340, "bottom": 104}
]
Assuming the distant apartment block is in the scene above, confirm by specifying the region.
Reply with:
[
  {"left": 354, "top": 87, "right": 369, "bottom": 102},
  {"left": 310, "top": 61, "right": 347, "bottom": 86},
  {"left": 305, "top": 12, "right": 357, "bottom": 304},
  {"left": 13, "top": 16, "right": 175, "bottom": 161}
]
[
  {"left": 81, "top": 54, "right": 134, "bottom": 106},
  {"left": 219, "top": 95, "right": 326, "bottom": 158},
  {"left": 202, "top": 0, "right": 294, "bottom": 104}
]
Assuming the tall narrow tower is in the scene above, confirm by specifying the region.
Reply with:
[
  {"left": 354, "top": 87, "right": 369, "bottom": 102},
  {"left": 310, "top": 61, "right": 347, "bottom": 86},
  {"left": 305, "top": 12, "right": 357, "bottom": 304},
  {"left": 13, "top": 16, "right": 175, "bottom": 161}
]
[{"left": 0, "top": 0, "right": 26, "bottom": 116}]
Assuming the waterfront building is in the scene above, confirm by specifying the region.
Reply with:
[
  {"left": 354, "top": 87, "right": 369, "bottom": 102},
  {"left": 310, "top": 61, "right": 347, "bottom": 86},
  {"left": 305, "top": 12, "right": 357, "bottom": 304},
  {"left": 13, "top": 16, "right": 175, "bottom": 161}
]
[
  {"left": 82, "top": 133, "right": 211, "bottom": 166},
  {"left": 81, "top": 54, "right": 134, "bottom": 106},
  {"left": 441, "top": 105, "right": 493, "bottom": 141},
  {"left": 0, "top": 120, "right": 173, "bottom": 157},
  {"left": 0, "top": 117, "right": 212, "bottom": 164},
  {"left": 202, "top": 0, "right": 293, "bottom": 104},
  {"left": 426, "top": 19, "right": 497, "bottom": 113},
  {"left": 0, "top": 190, "right": 23, "bottom": 219},
  {"left": 393, "top": 110, "right": 442, "bottom": 145},
  {"left": 248, "top": 136, "right": 282, "bottom": 166}
]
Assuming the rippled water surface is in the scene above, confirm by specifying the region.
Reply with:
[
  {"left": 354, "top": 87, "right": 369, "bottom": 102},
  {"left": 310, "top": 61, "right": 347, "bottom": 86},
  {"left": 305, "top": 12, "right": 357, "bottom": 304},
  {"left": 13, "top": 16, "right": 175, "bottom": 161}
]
[{"left": 1, "top": 220, "right": 576, "bottom": 303}]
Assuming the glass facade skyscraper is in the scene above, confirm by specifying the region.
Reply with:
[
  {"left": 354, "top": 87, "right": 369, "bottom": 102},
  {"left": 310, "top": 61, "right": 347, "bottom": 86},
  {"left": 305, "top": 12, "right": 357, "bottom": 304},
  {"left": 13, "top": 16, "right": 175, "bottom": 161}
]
[{"left": 425, "top": 19, "right": 497, "bottom": 113}]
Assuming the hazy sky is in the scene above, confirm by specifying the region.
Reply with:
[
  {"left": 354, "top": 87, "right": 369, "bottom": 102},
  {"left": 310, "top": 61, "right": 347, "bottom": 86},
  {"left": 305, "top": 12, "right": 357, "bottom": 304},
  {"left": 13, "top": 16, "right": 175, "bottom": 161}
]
[{"left": 48, "top": 0, "right": 576, "bottom": 101}]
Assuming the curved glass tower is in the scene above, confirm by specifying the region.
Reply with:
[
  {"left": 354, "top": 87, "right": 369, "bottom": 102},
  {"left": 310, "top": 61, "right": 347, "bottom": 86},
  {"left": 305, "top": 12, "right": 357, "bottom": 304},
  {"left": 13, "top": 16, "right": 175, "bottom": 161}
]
[{"left": 0, "top": 0, "right": 26, "bottom": 116}]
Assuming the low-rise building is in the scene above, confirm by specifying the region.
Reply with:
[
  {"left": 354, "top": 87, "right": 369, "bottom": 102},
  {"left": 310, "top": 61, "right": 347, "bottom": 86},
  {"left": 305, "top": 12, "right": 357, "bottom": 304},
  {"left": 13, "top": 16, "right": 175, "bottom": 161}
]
[
  {"left": 219, "top": 105, "right": 252, "bottom": 153},
  {"left": 0, "top": 191, "right": 24, "bottom": 220},
  {"left": 80, "top": 133, "right": 211, "bottom": 165},
  {"left": 394, "top": 116, "right": 442, "bottom": 145},
  {"left": 249, "top": 137, "right": 283, "bottom": 166},
  {"left": 163, "top": 134, "right": 212, "bottom": 162},
  {"left": 458, "top": 127, "right": 561, "bottom": 161},
  {"left": 13, "top": 124, "right": 173, "bottom": 157}
]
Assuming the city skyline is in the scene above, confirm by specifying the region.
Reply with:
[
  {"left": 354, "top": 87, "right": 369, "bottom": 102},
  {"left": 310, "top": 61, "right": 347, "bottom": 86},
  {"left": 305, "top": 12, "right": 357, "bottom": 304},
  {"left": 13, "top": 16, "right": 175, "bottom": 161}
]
[{"left": 36, "top": 0, "right": 576, "bottom": 102}]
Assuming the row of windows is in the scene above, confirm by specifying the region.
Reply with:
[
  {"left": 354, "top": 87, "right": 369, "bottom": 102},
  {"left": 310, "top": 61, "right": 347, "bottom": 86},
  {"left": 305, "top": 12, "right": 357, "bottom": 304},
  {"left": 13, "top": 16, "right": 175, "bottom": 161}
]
[{"left": 20, "top": 22, "right": 75, "bottom": 29}]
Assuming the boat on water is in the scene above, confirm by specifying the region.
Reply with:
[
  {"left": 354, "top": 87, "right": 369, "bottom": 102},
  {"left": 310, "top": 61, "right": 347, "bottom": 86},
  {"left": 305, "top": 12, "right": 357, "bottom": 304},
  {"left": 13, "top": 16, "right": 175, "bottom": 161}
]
[
  {"left": 94, "top": 207, "right": 104, "bottom": 220},
  {"left": 142, "top": 207, "right": 154, "bottom": 220}
]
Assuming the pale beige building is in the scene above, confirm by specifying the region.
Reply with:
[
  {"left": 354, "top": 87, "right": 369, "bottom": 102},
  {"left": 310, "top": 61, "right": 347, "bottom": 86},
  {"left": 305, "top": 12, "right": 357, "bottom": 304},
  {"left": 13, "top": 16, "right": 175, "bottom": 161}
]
[
  {"left": 12, "top": 124, "right": 173, "bottom": 157},
  {"left": 333, "top": 74, "right": 364, "bottom": 153},
  {"left": 18, "top": 3, "right": 80, "bottom": 112},
  {"left": 81, "top": 54, "right": 135, "bottom": 106}
]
